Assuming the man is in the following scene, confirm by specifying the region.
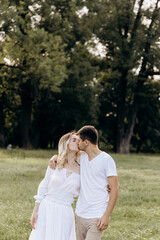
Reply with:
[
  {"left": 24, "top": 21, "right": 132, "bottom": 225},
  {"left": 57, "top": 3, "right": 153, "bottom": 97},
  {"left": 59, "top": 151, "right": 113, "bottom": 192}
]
[{"left": 50, "top": 126, "right": 119, "bottom": 240}]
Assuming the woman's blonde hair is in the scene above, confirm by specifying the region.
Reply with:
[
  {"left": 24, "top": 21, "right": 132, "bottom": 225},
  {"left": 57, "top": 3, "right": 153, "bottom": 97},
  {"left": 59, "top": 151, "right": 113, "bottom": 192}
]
[{"left": 57, "top": 132, "right": 80, "bottom": 170}]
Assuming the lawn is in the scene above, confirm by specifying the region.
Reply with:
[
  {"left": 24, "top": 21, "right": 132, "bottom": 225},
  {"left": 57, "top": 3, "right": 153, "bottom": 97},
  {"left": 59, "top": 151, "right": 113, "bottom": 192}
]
[{"left": 0, "top": 150, "right": 159, "bottom": 240}]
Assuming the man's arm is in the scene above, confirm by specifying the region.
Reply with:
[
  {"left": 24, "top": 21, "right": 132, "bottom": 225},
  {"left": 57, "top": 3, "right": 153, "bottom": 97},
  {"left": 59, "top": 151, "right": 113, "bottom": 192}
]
[{"left": 97, "top": 176, "right": 119, "bottom": 231}]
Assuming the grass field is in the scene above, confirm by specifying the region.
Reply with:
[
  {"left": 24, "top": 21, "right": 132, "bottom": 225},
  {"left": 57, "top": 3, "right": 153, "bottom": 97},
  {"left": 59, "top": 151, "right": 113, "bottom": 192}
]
[{"left": 0, "top": 150, "right": 160, "bottom": 240}]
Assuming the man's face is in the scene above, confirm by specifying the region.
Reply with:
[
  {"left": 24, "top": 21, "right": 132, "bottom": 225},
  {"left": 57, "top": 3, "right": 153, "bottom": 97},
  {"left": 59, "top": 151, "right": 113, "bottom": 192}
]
[{"left": 78, "top": 137, "right": 87, "bottom": 151}]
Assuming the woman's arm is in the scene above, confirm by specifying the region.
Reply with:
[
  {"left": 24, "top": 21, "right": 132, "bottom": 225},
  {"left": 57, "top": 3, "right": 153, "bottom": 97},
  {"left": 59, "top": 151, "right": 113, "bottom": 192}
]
[
  {"left": 30, "top": 202, "right": 40, "bottom": 229},
  {"left": 34, "top": 166, "right": 54, "bottom": 203},
  {"left": 30, "top": 166, "right": 54, "bottom": 229}
]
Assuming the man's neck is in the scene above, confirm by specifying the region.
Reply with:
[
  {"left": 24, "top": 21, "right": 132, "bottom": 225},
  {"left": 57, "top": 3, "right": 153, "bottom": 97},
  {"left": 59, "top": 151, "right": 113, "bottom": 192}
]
[{"left": 86, "top": 145, "right": 102, "bottom": 161}]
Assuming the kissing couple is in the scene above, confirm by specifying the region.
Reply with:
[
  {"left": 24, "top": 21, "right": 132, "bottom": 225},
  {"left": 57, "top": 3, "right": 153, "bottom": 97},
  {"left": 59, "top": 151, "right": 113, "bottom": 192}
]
[{"left": 29, "top": 125, "right": 119, "bottom": 240}]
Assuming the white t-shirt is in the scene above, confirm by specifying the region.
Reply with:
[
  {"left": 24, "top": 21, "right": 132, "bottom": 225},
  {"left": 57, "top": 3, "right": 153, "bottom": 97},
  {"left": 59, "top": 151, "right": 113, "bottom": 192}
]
[{"left": 75, "top": 151, "right": 117, "bottom": 218}]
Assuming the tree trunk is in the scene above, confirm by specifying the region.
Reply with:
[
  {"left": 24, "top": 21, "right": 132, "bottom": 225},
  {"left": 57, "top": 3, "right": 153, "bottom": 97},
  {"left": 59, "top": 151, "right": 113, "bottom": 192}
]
[
  {"left": 116, "top": 105, "right": 137, "bottom": 153},
  {"left": 116, "top": 137, "right": 130, "bottom": 154},
  {"left": 115, "top": 0, "right": 156, "bottom": 154},
  {"left": 20, "top": 80, "right": 33, "bottom": 149},
  {"left": 0, "top": 93, "right": 5, "bottom": 148},
  {"left": 32, "top": 131, "right": 40, "bottom": 148},
  {"left": 116, "top": 70, "right": 129, "bottom": 153}
]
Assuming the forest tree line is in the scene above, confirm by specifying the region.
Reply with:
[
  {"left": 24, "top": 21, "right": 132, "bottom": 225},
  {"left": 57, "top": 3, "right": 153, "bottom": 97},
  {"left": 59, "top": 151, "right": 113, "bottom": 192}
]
[{"left": 0, "top": 0, "right": 160, "bottom": 153}]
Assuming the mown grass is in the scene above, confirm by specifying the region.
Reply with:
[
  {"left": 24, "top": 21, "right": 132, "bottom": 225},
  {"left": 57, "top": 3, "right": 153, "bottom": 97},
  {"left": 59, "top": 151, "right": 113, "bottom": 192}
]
[{"left": 0, "top": 150, "right": 160, "bottom": 240}]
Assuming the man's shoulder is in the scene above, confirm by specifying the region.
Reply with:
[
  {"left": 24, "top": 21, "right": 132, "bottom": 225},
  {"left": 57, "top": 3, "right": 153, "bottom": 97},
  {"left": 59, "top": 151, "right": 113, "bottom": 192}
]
[
  {"left": 79, "top": 151, "right": 87, "bottom": 158},
  {"left": 76, "top": 151, "right": 87, "bottom": 164},
  {"left": 100, "top": 151, "right": 111, "bottom": 158},
  {"left": 100, "top": 152, "right": 115, "bottom": 163}
]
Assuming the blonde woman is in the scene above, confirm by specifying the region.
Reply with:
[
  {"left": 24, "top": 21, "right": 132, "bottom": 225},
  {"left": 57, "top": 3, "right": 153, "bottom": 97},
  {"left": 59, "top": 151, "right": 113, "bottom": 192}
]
[{"left": 29, "top": 132, "right": 80, "bottom": 240}]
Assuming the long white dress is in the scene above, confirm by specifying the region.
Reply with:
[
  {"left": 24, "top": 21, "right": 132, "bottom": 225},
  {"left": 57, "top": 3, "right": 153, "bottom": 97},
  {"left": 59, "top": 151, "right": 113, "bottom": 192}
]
[{"left": 29, "top": 166, "right": 80, "bottom": 240}]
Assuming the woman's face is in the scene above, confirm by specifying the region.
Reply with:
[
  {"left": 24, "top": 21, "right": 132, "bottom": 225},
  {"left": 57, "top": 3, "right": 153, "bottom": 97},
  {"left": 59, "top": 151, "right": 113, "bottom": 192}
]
[{"left": 68, "top": 134, "right": 79, "bottom": 152}]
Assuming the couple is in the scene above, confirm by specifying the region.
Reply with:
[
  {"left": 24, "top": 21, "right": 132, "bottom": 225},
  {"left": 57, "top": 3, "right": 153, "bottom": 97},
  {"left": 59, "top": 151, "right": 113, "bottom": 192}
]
[{"left": 29, "top": 126, "right": 119, "bottom": 240}]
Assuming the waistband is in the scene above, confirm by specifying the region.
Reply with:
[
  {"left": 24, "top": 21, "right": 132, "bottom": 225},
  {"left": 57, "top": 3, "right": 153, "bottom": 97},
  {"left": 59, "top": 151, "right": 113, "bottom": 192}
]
[{"left": 45, "top": 196, "right": 72, "bottom": 207}]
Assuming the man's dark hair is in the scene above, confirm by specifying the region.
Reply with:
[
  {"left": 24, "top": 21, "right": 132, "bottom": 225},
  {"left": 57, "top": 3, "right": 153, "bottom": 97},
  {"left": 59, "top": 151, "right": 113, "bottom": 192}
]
[{"left": 77, "top": 126, "right": 98, "bottom": 145}]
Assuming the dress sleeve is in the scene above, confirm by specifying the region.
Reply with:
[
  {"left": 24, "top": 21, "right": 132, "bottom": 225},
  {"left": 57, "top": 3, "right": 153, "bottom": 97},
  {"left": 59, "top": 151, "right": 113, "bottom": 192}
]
[{"left": 34, "top": 166, "right": 54, "bottom": 203}]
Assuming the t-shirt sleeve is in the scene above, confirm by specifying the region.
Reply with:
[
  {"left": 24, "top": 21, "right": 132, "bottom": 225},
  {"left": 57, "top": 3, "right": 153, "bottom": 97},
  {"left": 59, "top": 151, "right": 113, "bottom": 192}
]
[
  {"left": 105, "top": 155, "right": 117, "bottom": 177},
  {"left": 78, "top": 151, "right": 87, "bottom": 164}
]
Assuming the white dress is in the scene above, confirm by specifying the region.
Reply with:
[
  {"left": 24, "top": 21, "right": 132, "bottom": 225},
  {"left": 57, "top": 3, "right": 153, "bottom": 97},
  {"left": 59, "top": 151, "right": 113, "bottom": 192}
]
[{"left": 29, "top": 166, "right": 80, "bottom": 240}]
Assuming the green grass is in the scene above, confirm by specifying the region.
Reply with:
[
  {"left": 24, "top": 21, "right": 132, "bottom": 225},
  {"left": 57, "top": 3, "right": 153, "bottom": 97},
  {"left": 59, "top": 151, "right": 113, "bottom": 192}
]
[{"left": 0, "top": 150, "right": 160, "bottom": 240}]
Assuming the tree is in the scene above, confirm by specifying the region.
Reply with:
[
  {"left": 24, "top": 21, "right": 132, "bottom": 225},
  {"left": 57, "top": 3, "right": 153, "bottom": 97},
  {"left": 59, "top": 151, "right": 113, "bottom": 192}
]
[
  {"left": 0, "top": 0, "right": 99, "bottom": 148},
  {"left": 0, "top": 0, "right": 67, "bottom": 148},
  {"left": 132, "top": 80, "right": 160, "bottom": 153},
  {"left": 1, "top": 0, "right": 159, "bottom": 152},
  {"left": 86, "top": 0, "right": 160, "bottom": 153},
  {"left": 31, "top": 1, "right": 100, "bottom": 148}
]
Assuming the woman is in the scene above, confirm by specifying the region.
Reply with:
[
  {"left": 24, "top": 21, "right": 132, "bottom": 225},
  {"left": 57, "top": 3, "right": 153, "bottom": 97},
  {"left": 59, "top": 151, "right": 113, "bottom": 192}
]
[{"left": 29, "top": 132, "right": 80, "bottom": 240}]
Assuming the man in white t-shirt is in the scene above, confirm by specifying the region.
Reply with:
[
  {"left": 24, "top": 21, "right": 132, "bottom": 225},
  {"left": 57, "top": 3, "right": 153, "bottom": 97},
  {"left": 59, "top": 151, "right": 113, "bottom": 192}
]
[
  {"left": 49, "top": 126, "right": 118, "bottom": 240},
  {"left": 75, "top": 126, "right": 118, "bottom": 240}
]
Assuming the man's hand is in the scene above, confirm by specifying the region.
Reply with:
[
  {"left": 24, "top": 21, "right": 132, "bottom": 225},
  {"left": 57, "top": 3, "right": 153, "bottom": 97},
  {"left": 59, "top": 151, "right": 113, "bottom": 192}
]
[
  {"left": 97, "top": 214, "right": 109, "bottom": 231},
  {"left": 49, "top": 155, "right": 58, "bottom": 169}
]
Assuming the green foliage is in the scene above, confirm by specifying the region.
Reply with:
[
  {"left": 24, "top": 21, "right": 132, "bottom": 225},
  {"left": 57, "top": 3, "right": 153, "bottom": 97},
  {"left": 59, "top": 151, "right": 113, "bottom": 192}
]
[
  {"left": 132, "top": 81, "right": 160, "bottom": 153},
  {"left": 0, "top": 0, "right": 68, "bottom": 147},
  {"left": 0, "top": 150, "right": 160, "bottom": 239},
  {"left": 0, "top": 0, "right": 159, "bottom": 151},
  {"left": 85, "top": 0, "right": 160, "bottom": 152}
]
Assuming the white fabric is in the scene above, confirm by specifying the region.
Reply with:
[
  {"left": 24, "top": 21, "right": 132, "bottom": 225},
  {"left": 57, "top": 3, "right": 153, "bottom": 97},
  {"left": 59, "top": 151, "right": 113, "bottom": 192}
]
[
  {"left": 75, "top": 151, "right": 117, "bottom": 219},
  {"left": 29, "top": 167, "right": 80, "bottom": 240}
]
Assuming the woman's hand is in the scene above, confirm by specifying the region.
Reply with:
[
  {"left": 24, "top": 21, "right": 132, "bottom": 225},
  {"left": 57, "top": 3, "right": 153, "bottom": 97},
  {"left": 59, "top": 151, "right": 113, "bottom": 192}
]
[
  {"left": 107, "top": 184, "right": 111, "bottom": 193},
  {"left": 49, "top": 155, "right": 58, "bottom": 169},
  {"left": 30, "top": 211, "right": 38, "bottom": 229},
  {"left": 30, "top": 203, "right": 39, "bottom": 229}
]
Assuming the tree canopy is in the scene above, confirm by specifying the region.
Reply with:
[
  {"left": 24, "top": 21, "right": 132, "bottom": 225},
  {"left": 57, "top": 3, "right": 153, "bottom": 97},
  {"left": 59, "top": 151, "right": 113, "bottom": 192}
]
[{"left": 0, "top": 0, "right": 160, "bottom": 153}]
